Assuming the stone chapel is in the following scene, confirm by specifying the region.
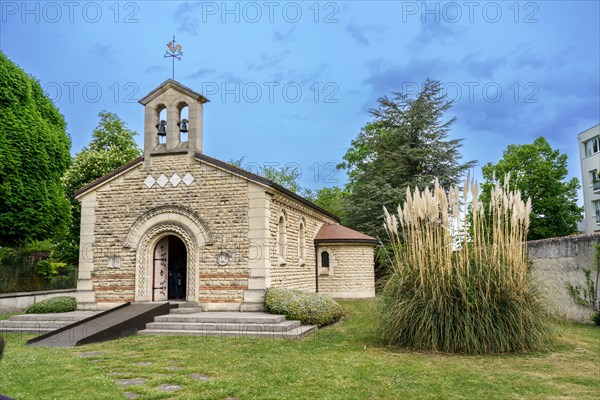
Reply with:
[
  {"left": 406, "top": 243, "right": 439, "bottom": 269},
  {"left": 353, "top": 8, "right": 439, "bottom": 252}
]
[{"left": 75, "top": 79, "right": 376, "bottom": 311}]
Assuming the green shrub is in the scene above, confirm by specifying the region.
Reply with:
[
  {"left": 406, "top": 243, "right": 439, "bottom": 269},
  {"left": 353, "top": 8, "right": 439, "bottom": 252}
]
[
  {"left": 591, "top": 312, "right": 600, "bottom": 326},
  {"left": 26, "top": 296, "right": 76, "bottom": 314},
  {"left": 380, "top": 178, "right": 550, "bottom": 354},
  {"left": 0, "top": 240, "right": 77, "bottom": 293},
  {"left": 35, "top": 260, "right": 68, "bottom": 281},
  {"left": 264, "top": 288, "right": 343, "bottom": 326}
]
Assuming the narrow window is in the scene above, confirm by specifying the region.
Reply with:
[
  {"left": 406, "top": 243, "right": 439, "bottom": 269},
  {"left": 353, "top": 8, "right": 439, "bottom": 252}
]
[
  {"left": 278, "top": 215, "right": 287, "bottom": 261},
  {"left": 157, "top": 106, "right": 167, "bottom": 145},
  {"left": 298, "top": 222, "right": 306, "bottom": 262},
  {"left": 321, "top": 251, "right": 330, "bottom": 269},
  {"left": 594, "top": 201, "right": 600, "bottom": 224},
  {"left": 178, "top": 104, "right": 189, "bottom": 144}
]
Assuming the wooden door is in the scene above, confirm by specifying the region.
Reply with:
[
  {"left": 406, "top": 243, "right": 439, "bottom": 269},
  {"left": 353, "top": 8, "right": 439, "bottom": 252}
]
[{"left": 153, "top": 237, "right": 169, "bottom": 301}]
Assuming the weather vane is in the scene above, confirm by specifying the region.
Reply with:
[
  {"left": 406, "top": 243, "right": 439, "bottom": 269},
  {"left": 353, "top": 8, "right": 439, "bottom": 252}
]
[{"left": 164, "top": 35, "right": 183, "bottom": 80}]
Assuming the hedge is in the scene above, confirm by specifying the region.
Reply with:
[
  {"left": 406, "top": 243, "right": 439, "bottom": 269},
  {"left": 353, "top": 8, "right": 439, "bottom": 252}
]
[
  {"left": 264, "top": 288, "right": 343, "bottom": 327},
  {"left": 26, "top": 296, "right": 76, "bottom": 314}
]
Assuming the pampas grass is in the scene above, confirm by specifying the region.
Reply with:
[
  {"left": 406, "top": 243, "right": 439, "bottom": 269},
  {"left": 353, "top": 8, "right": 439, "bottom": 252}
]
[{"left": 379, "top": 176, "right": 550, "bottom": 354}]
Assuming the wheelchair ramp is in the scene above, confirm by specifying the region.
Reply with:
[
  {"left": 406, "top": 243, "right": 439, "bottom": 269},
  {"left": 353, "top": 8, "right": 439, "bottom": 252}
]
[{"left": 26, "top": 302, "right": 171, "bottom": 347}]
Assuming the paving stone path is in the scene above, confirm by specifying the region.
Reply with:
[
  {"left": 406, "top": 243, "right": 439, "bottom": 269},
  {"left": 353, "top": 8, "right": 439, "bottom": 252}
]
[
  {"left": 158, "top": 384, "right": 183, "bottom": 392},
  {"left": 190, "top": 373, "right": 212, "bottom": 381},
  {"left": 116, "top": 378, "right": 147, "bottom": 387}
]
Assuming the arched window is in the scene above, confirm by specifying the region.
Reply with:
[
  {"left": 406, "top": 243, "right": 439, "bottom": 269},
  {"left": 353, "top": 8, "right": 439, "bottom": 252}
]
[
  {"left": 157, "top": 106, "right": 167, "bottom": 145},
  {"left": 277, "top": 214, "right": 287, "bottom": 264},
  {"left": 178, "top": 103, "right": 189, "bottom": 144},
  {"left": 321, "top": 251, "right": 330, "bottom": 269},
  {"left": 298, "top": 221, "right": 306, "bottom": 264}
]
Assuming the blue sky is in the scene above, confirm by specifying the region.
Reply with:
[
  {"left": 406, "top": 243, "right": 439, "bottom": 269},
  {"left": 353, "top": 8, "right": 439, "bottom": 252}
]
[{"left": 1, "top": 1, "right": 599, "bottom": 201}]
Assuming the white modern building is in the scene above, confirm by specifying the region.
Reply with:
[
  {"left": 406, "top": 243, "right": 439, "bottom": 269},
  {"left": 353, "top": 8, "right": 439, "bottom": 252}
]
[{"left": 578, "top": 124, "right": 600, "bottom": 233}]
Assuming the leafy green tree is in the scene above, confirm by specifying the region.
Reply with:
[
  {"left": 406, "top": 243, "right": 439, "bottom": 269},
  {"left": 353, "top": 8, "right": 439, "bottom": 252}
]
[
  {"left": 304, "top": 186, "right": 349, "bottom": 222},
  {"left": 262, "top": 164, "right": 302, "bottom": 194},
  {"left": 229, "top": 158, "right": 304, "bottom": 194},
  {"left": 339, "top": 79, "right": 476, "bottom": 240},
  {"left": 58, "top": 111, "right": 141, "bottom": 265},
  {"left": 229, "top": 158, "right": 349, "bottom": 220},
  {"left": 0, "top": 52, "right": 72, "bottom": 246},
  {"left": 481, "top": 137, "right": 581, "bottom": 240},
  {"left": 62, "top": 111, "right": 141, "bottom": 196}
]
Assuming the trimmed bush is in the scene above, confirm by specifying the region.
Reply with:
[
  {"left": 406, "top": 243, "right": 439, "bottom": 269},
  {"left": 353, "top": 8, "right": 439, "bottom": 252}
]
[
  {"left": 26, "top": 296, "right": 76, "bottom": 314},
  {"left": 264, "top": 288, "right": 343, "bottom": 327}
]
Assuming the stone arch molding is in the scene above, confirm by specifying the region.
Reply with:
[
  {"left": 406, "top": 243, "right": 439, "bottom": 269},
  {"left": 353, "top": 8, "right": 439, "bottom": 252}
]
[
  {"left": 123, "top": 205, "right": 213, "bottom": 302},
  {"left": 123, "top": 205, "right": 213, "bottom": 249}
]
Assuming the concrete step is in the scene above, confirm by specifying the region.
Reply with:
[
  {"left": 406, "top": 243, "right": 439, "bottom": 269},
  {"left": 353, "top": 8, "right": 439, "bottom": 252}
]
[
  {"left": 138, "top": 325, "right": 317, "bottom": 339},
  {"left": 10, "top": 311, "right": 100, "bottom": 322},
  {"left": 0, "top": 320, "right": 74, "bottom": 330},
  {"left": 155, "top": 312, "right": 285, "bottom": 324},
  {"left": 145, "top": 320, "right": 301, "bottom": 332},
  {"left": 240, "top": 302, "right": 264, "bottom": 312},
  {"left": 0, "top": 327, "right": 57, "bottom": 334},
  {"left": 169, "top": 308, "right": 204, "bottom": 314}
]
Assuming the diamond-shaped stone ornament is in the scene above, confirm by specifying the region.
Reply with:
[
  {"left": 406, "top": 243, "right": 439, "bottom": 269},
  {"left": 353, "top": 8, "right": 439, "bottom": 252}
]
[
  {"left": 156, "top": 174, "right": 169, "bottom": 187},
  {"left": 182, "top": 173, "right": 195, "bottom": 186},
  {"left": 170, "top": 174, "right": 181, "bottom": 187},
  {"left": 144, "top": 176, "right": 156, "bottom": 188}
]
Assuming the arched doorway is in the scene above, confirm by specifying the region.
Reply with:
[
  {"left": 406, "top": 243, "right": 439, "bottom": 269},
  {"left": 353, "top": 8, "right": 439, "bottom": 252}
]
[{"left": 152, "top": 235, "right": 188, "bottom": 301}]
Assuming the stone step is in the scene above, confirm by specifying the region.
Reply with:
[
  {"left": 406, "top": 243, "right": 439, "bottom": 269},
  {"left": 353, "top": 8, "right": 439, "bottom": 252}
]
[
  {"left": 0, "top": 327, "right": 57, "bottom": 334},
  {"left": 155, "top": 312, "right": 285, "bottom": 324},
  {"left": 169, "top": 308, "right": 204, "bottom": 314},
  {"left": 0, "top": 321, "right": 74, "bottom": 330},
  {"left": 138, "top": 325, "right": 317, "bottom": 339},
  {"left": 169, "top": 301, "right": 199, "bottom": 308},
  {"left": 145, "top": 320, "right": 301, "bottom": 332},
  {"left": 240, "top": 302, "right": 264, "bottom": 312},
  {"left": 10, "top": 311, "right": 100, "bottom": 322}
]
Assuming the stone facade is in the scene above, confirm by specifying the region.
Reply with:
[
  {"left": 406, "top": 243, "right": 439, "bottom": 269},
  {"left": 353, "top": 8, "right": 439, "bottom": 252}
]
[
  {"left": 269, "top": 193, "right": 337, "bottom": 291},
  {"left": 316, "top": 243, "right": 375, "bottom": 298},
  {"left": 75, "top": 80, "right": 376, "bottom": 311}
]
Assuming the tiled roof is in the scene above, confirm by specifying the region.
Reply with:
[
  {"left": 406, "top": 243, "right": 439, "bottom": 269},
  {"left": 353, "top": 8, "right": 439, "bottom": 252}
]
[{"left": 315, "top": 224, "right": 378, "bottom": 244}]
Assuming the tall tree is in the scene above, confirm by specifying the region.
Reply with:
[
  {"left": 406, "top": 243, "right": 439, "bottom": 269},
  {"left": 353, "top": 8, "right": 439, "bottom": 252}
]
[
  {"left": 309, "top": 186, "right": 349, "bottom": 223},
  {"left": 62, "top": 111, "right": 141, "bottom": 197},
  {"left": 339, "top": 79, "right": 476, "bottom": 239},
  {"left": 0, "top": 52, "right": 72, "bottom": 246},
  {"left": 228, "top": 158, "right": 303, "bottom": 194},
  {"left": 481, "top": 137, "right": 581, "bottom": 240},
  {"left": 58, "top": 111, "right": 141, "bottom": 265}
]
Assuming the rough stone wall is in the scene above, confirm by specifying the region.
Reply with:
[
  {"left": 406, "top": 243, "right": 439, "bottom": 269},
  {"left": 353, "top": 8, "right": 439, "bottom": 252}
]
[
  {"left": 89, "top": 153, "right": 251, "bottom": 306},
  {"left": 528, "top": 233, "right": 600, "bottom": 322},
  {"left": 317, "top": 243, "right": 375, "bottom": 298},
  {"left": 268, "top": 193, "right": 337, "bottom": 291}
]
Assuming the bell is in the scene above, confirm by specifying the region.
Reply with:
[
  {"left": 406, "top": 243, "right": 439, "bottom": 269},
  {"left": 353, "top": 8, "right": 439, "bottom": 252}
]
[
  {"left": 178, "top": 118, "right": 189, "bottom": 133},
  {"left": 156, "top": 120, "right": 167, "bottom": 137}
]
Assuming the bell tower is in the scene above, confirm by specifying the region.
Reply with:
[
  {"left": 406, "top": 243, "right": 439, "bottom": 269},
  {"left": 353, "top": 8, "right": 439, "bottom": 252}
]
[{"left": 138, "top": 79, "right": 209, "bottom": 167}]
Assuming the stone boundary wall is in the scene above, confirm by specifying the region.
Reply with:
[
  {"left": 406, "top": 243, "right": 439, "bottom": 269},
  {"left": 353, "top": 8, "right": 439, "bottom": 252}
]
[
  {"left": 0, "top": 289, "right": 77, "bottom": 312},
  {"left": 528, "top": 233, "right": 600, "bottom": 322}
]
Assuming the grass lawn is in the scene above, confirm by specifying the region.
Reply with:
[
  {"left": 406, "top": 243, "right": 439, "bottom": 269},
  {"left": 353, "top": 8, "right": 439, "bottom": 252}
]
[{"left": 0, "top": 300, "right": 598, "bottom": 400}]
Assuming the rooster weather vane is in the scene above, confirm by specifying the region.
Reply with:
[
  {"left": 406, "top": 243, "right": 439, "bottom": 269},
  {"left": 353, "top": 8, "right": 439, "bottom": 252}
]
[{"left": 164, "top": 35, "right": 183, "bottom": 80}]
